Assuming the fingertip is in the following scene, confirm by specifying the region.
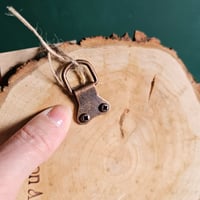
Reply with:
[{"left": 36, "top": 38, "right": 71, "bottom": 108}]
[{"left": 44, "top": 105, "right": 72, "bottom": 128}]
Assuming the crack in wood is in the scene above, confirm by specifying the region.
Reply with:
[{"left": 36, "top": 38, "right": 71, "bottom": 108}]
[
  {"left": 119, "top": 108, "right": 130, "bottom": 138},
  {"left": 148, "top": 75, "right": 156, "bottom": 101}
]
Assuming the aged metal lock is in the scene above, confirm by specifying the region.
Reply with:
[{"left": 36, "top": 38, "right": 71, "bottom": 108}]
[{"left": 62, "top": 59, "right": 110, "bottom": 124}]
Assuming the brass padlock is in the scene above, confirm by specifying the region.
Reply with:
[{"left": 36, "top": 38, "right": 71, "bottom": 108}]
[{"left": 62, "top": 59, "right": 110, "bottom": 124}]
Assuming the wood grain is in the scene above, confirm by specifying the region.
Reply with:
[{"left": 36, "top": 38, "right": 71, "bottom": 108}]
[{"left": 0, "top": 32, "right": 200, "bottom": 200}]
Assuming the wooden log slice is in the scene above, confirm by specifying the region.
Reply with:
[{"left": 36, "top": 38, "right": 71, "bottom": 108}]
[{"left": 0, "top": 31, "right": 200, "bottom": 200}]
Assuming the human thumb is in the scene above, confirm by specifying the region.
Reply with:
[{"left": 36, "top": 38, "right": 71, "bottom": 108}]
[{"left": 0, "top": 105, "right": 72, "bottom": 199}]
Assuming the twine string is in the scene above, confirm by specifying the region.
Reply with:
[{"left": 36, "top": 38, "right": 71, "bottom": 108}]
[
  {"left": 6, "top": 6, "right": 86, "bottom": 91},
  {"left": 6, "top": 6, "right": 78, "bottom": 65}
]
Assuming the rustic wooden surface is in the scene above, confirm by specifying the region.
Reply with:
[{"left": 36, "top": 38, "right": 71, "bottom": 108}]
[{"left": 0, "top": 31, "right": 200, "bottom": 200}]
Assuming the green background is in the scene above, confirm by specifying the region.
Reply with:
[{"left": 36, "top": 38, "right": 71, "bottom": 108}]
[{"left": 0, "top": 0, "right": 200, "bottom": 80}]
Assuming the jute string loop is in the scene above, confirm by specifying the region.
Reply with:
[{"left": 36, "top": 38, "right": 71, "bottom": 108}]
[{"left": 6, "top": 6, "right": 85, "bottom": 90}]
